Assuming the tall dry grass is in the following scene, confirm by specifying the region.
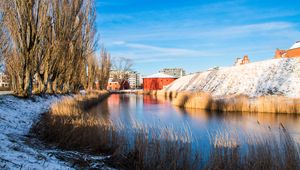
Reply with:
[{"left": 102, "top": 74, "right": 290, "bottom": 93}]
[
  {"left": 139, "top": 90, "right": 178, "bottom": 99},
  {"left": 169, "top": 91, "right": 300, "bottom": 114},
  {"left": 207, "top": 127, "right": 300, "bottom": 170},
  {"left": 32, "top": 90, "right": 116, "bottom": 152},
  {"left": 212, "top": 95, "right": 300, "bottom": 114},
  {"left": 172, "top": 92, "right": 212, "bottom": 110}
]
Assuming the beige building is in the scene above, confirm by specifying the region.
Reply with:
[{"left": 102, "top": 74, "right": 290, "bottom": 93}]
[
  {"left": 0, "top": 72, "right": 10, "bottom": 89},
  {"left": 128, "top": 71, "right": 141, "bottom": 89},
  {"left": 159, "top": 68, "right": 186, "bottom": 78}
]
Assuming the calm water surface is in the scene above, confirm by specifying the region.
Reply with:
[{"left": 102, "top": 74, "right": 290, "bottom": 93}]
[{"left": 90, "top": 94, "right": 300, "bottom": 146}]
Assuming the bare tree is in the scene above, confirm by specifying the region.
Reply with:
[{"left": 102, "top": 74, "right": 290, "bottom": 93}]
[
  {"left": 1, "top": 0, "right": 101, "bottom": 96},
  {"left": 0, "top": 14, "right": 5, "bottom": 66},
  {"left": 87, "top": 54, "right": 98, "bottom": 90},
  {"left": 2, "top": 0, "right": 49, "bottom": 96},
  {"left": 86, "top": 47, "right": 111, "bottom": 90},
  {"left": 97, "top": 48, "right": 111, "bottom": 90},
  {"left": 112, "top": 57, "right": 133, "bottom": 90}
]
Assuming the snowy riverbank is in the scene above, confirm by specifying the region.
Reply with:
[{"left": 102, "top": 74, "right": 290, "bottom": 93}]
[
  {"left": 0, "top": 94, "right": 113, "bottom": 169},
  {"left": 166, "top": 58, "right": 300, "bottom": 98},
  {"left": 0, "top": 95, "right": 73, "bottom": 169}
]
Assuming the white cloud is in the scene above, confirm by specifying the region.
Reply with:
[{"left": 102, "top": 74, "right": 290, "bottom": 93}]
[{"left": 111, "top": 41, "right": 220, "bottom": 59}]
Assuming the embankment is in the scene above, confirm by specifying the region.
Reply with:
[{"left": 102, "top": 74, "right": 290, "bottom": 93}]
[
  {"left": 154, "top": 58, "right": 300, "bottom": 113},
  {"left": 166, "top": 58, "right": 300, "bottom": 98}
]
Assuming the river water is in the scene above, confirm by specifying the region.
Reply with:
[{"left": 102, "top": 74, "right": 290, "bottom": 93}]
[{"left": 90, "top": 94, "right": 300, "bottom": 148}]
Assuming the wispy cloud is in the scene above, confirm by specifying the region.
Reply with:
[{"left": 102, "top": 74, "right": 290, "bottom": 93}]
[
  {"left": 109, "top": 41, "right": 223, "bottom": 60},
  {"left": 97, "top": 1, "right": 300, "bottom": 74}
]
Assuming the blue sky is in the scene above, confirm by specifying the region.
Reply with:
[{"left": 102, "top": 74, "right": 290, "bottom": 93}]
[{"left": 95, "top": 0, "right": 300, "bottom": 75}]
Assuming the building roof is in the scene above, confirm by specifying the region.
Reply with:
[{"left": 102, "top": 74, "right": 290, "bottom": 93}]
[
  {"left": 144, "top": 73, "right": 176, "bottom": 78},
  {"left": 289, "top": 41, "right": 300, "bottom": 50}
]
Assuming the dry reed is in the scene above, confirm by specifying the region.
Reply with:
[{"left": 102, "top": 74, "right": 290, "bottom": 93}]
[
  {"left": 169, "top": 91, "right": 300, "bottom": 114},
  {"left": 32, "top": 91, "right": 300, "bottom": 169}
]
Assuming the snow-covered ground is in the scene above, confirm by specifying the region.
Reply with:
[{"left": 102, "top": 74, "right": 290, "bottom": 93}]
[
  {"left": 0, "top": 95, "right": 110, "bottom": 169},
  {"left": 0, "top": 91, "right": 13, "bottom": 95},
  {"left": 0, "top": 95, "right": 72, "bottom": 169},
  {"left": 166, "top": 58, "right": 300, "bottom": 98}
]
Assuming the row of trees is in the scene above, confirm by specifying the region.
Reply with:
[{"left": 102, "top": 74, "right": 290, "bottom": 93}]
[
  {"left": 0, "top": 0, "right": 111, "bottom": 96},
  {"left": 87, "top": 49, "right": 111, "bottom": 90}
]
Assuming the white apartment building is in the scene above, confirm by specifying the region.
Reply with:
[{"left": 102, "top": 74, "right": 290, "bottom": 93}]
[
  {"left": 128, "top": 71, "right": 141, "bottom": 89},
  {"left": 159, "top": 68, "right": 186, "bottom": 78}
]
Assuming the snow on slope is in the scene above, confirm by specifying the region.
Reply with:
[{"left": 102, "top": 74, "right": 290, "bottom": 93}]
[{"left": 166, "top": 58, "right": 300, "bottom": 98}]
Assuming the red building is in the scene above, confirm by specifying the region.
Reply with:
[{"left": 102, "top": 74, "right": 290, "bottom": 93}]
[
  {"left": 274, "top": 41, "right": 300, "bottom": 59},
  {"left": 143, "top": 73, "right": 177, "bottom": 90},
  {"left": 107, "top": 80, "right": 130, "bottom": 91},
  {"left": 107, "top": 82, "right": 120, "bottom": 90},
  {"left": 234, "top": 55, "right": 251, "bottom": 66}
]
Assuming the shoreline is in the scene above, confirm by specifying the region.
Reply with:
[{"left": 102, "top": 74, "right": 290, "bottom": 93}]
[
  {"left": 134, "top": 90, "right": 300, "bottom": 114},
  {"left": 31, "top": 91, "right": 300, "bottom": 169}
]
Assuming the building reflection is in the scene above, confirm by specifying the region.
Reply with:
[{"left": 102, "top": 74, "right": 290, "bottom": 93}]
[{"left": 143, "top": 95, "right": 169, "bottom": 105}]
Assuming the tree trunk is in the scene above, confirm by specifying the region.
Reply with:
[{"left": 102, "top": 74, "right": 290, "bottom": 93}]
[
  {"left": 63, "top": 81, "right": 70, "bottom": 94},
  {"left": 10, "top": 75, "right": 16, "bottom": 92},
  {"left": 17, "top": 73, "right": 24, "bottom": 96},
  {"left": 23, "top": 68, "right": 32, "bottom": 97},
  {"left": 53, "top": 79, "right": 58, "bottom": 93}
]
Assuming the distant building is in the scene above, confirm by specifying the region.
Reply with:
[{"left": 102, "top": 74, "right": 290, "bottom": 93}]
[
  {"left": 159, "top": 68, "right": 186, "bottom": 78},
  {"left": 106, "top": 80, "right": 130, "bottom": 91},
  {"left": 274, "top": 49, "right": 286, "bottom": 59},
  {"left": 0, "top": 72, "right": 10, "bottom": 89},
  {"left": 128, "top": 71, "right": 141, "bottom": 89},
  {"left": 107, "top": 81, "right": 120, "bottom": 91},
  {"left": 143, "top": 73, "right": 177, "bottom": 90},
  {"left": 235, "top": 55, "right": 250, "bottom": 66},
  {"left": 274, "top": 41, "right": 300, "bottom": 59},
  {"left": 207, "top": 67, "right": 220, "bottom": 71},
  {"left": 109, "top": 70, "right": 141, "bottom": 89}
]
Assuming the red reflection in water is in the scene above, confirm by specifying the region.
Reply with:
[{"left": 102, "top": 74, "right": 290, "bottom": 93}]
[{"left": 143, "top": 95, "right": 169, "bottom": 105}]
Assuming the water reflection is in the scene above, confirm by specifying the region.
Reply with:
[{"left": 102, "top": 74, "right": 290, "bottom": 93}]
[{"left": 91, "top": 94, "right": 300, "bottom": 141}]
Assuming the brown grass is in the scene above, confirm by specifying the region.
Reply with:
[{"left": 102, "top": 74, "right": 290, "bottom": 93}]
[
  {"left": 169, "top": 91, "right": 300, "bottom": 114},
  {"left": 212, "top": 95, "right": 300, "bottom": 114},
  {"left": 205, "top": 128, "right": 300, "bottom": 170},
  {"left": 175, "top": 92, "right": 212, "bottom": 109},
  {"left": 138, "top": 90, "right": 178, "bottom": 99}
]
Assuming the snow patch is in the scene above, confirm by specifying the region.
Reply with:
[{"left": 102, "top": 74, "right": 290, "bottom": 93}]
[
  {"left": 290, "top": 41, "right": 300, "bottom": 50},
  {"left": 144, "top": 73, "right": 176, "bottom": 78}
]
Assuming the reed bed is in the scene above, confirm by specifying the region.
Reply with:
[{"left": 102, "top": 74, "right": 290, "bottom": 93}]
[
  {"left": 203, "top": 126, "right": 300, "bottom": 170},
  {"left": 212, "top": 95, "right": 300, "bottom": 114},
  {"left": 165, "top": 91, "right": 300, "bottom": 114},
  {"left": 174, "top": 92, "right": 212, "bottom": 110}
]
